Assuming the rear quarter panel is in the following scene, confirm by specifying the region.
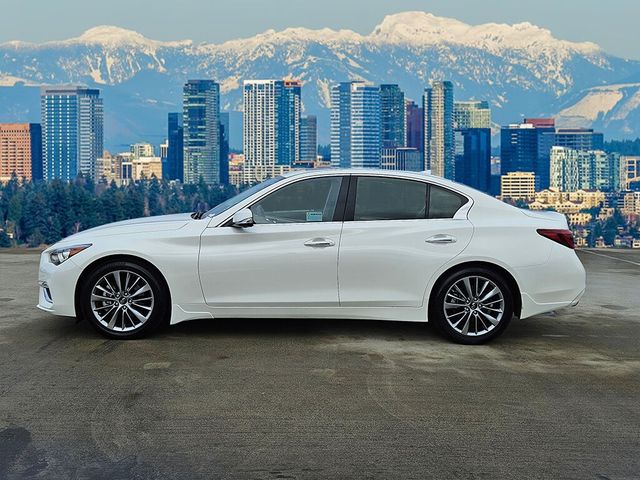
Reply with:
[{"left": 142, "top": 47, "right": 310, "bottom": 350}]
[{"left": 420, "top": 198, "right": 560, "bottom": 310}]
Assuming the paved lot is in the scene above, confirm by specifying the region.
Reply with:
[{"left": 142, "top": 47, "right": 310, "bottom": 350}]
[{"left": 0, "top": 250, "right": 639, "bottom": 479}]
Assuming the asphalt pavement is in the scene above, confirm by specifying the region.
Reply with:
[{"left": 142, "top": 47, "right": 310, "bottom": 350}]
[{"left": 0, "top": 249, "right": 638, "bottom": 479}]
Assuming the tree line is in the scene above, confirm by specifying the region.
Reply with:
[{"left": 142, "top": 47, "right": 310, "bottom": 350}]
[{"left": 0, "top": 176, "right": 237, "bottom": 248}]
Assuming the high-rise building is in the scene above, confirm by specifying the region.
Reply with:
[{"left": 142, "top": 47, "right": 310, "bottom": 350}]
[
  {"left": 330, "top": 82, "right": 381, "bottom": 169},
  {"left": 183, "top": 79, "right": 221, "bottom": 184},
  {"left": 300, "top": 115, "right": 317, "bottom": 162},
  {"left": 330, "top": 82, "right": 353, "bottom": 168},
  {"left": 219, "top": 112, "right": 230, "bottom": 185},
  {"left": 593, "top": 151, "right": 617, "bottom": 191},
  {"left": 500, "top": 119, "right": 555, "bottom": 190},
  {"left": 453, "top": 100, "right": 491, "bottom": 193},
  {"left": 405, "top": 100, "right": 424, "bottom": 154},
  {"left": 0, "top": 123, "right": 42, "bottom": 182},
  {"left": 554, "top": 128, "right": 604, "bottom": 151},
  {"left": 550, "top": 147, "right": 589, "bottom": 192},
  {"left": 607, "top": 153, "right": 621, "bottom": 191},
  {"left": 351, "top": 83, "right": 381, "bottom": 168},
  {"left": 283, "top": 79, "right": 302, "bottom": 165},
  {"left": 381, "top": 147, "right": 422, "bottom": 171},
  {"left": 243, "top": 79, "right": 301, "bottom": 183},
  {"left": 380, "top": 84, "right": 405, "bottom": 148},
  {"left": 423, "top": 81, "right": 454, "bottom": 179},
  {"left": 166, "top": 112, "right": 183, "bottom": 181},
  {"left": 41, "top": 86, "right": 103, "bottom": 181},
  {"left": 500, "top": 171, "right": 536, "bottom": 201},
  {"left": 454, "top": 101, "right": 491, "bottom": 129},
  {"left": 130, "top": 142, "right": 154, "bottom": 158},
  {"left": 454, "top": 128, "right": 491, "bottom": 193},
  {"left": 550, "top": 147, "right": 619, "bottom": 192},
  {"left": 620, "top": 156, "right": 640, "bottom": 190}
]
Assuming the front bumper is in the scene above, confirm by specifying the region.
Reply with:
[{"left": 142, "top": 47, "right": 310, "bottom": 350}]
[
  {"left": 37, "top": 251, "right": 82, "bottom": 317},
  {"left": 570, "top": 288, "right": 585, "bottom": 307}
]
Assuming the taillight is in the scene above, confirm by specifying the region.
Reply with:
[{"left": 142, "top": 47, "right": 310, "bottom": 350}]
[{"left": 536, "top": 229, "right": 575, "bottom": 249}]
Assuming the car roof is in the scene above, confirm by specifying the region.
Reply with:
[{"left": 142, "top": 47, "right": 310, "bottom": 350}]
[
  {"left": 282, "top": 167, "right": 470, "bottom": 192},
  {"left": 284, "top": 167, "right": 434, "bottom": 181}
]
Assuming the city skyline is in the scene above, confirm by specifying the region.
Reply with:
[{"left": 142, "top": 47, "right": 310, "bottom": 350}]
[
  {"left": 1, "top": 76, "right": 623, "bottom": 186},
  {"left": 2, "top": 70, "right": 640, "bottom": 250}
]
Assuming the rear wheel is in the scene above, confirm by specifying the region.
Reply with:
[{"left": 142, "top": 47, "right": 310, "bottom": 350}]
[
  {"left": 430, "top": 267, "right": 513, "bottom": 344},
  {"left": 79, "top": 261, "right": 169, "bottom": 339}
]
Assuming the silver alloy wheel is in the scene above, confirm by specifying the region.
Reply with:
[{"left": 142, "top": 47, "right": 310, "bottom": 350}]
[
  {"left": 443, "top": 275, "right": 505, "bottom": 337},
  {"left": 90, "top": 269, "right": 155, "bottom": 332}
]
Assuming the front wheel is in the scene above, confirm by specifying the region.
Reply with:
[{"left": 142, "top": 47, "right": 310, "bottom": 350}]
[
  {"left": 79, "top": 261, "right": 169, "bottom": 339},
  {"left": 430, "top": 268, "right": 514, "bottom": 344}
]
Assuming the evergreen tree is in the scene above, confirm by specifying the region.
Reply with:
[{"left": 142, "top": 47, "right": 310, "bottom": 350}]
[
  {"left": 0, "top": 177, "right": 237, "bottom": 247},
  {"left": 148, "top": 177, "right": 164, "bottom": 216},
  {"left": 27, "top": 228, "right": 45, "bottom": 248},
  {"left": 0, "top": 229, "right": 12, "bottom": 248}
]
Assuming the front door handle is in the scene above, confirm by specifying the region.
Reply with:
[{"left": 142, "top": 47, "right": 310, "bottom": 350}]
[
  {"left": 304, "top": 237, "right": 335, "bottom": 248},
  {"left": 426, "top": 234, "right": 457, "bottom": 244}
]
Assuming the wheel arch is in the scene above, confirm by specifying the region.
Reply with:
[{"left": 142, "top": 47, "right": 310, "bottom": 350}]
[
  {"left": 428, "top": 261, "right": 522, "bottom": 319},
  {"left": 74, "top": 254, "right": 172, "bottom": 318}
]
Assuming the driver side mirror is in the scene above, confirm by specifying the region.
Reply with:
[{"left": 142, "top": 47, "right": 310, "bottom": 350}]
[{"left": 231, "top": 208, "right": 254, "bottom": 228}]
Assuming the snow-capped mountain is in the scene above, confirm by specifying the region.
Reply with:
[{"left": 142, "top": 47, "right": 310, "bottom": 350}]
[{"left": 1, "top": 12, "right": 639, "bottom": 148}]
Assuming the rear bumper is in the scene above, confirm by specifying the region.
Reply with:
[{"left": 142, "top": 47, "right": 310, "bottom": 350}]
[
  {"left": 520, "top": 287, "right": 585, "bottom": 318},
  {"left": 517, "top": 244, "right": 586, "bottom": 319}
]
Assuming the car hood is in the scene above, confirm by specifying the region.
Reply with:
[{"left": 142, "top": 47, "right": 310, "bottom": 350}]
[{"left": 51, "top": 213, "right": 194, "bottom": 247}]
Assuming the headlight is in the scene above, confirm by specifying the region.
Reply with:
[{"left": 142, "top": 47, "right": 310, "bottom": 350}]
[{"left": 49, "top": 244, "right": 92, "bottom": 266}]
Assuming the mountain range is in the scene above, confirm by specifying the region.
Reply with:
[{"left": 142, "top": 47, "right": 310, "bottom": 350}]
[{"left": 1, "top": 11, "right": 640, "bottom": 150}]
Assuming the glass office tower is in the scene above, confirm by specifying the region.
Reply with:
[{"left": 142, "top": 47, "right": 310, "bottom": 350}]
[
  {"left": 183, "top": 80, "right": 221, "bottom": 184},
  {"left": 41, "top": 86, "right": 103, "bottom": 181},
  {"left": 423, "top": 81, "right": 454, "bottom": 179},
  {"left": 331, "top": 82, "right": 381, "bottom": 168},
  {"left": 380, "top": 84, "right": 405, "bottom": 148}
]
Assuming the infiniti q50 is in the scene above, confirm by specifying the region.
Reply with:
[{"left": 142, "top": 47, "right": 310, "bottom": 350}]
[{"left": 37, "top": 169, "right": 586, "bottom": 344}]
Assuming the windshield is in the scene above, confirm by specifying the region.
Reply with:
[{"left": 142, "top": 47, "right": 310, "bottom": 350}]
[{"left": 206, "top": 176, "right": 285, "bottom": 217}]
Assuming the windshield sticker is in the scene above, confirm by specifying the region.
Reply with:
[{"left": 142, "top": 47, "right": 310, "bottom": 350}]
[{"left": 306, "top": 211, "right": 323, "bottom": 222}]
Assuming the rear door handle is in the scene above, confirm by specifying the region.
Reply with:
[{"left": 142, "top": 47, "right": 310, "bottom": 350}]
[
  {"left": 426, "top": 234, "right": 457, "bottom": 244},
  {"left": 304, "top": 237, "right": 335, "bottom": 248}
]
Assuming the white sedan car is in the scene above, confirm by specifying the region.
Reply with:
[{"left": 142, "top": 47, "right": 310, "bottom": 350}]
[{"left": 38, "top": 169, "right": 585, "bottom": 344}]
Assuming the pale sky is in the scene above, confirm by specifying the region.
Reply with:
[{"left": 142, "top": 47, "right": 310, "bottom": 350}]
[{"left": 0, "top": 0, "right": 638, "bottom": 59}]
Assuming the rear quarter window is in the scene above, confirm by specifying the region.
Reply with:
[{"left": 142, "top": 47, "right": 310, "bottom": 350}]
[{"left": 428, "top": 185, "right": 468, "bottom": 219}]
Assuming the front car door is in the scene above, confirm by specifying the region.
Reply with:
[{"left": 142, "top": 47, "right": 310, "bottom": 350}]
[
  {"left": 338, "top": 175, "right": 473, "bottom": 307},
  {"left": 199, "top": 175, "right": 347, "bottom": 308}
]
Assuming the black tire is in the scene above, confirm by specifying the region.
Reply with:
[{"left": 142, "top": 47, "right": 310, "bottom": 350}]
[
  {"left": 78, "top": 260, "right": 169, "bottom": 339},
  {"left": 429, "top": 267, "right": 514, "bottom": 345}
]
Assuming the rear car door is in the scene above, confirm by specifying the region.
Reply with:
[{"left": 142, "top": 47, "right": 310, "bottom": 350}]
[{"left": 337, "top": 175, "right": 473, "bottom": 307}]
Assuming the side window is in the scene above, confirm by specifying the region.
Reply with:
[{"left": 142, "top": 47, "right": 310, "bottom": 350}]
[
  {"left": 353, "top": 177, "right": 427, "bottom": 221},
  {"left": 250, "top": 177, "right": 343, "bottom": 224},
  {"left": 428, "top": 185, "right": 468, "bottom": 219}
]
